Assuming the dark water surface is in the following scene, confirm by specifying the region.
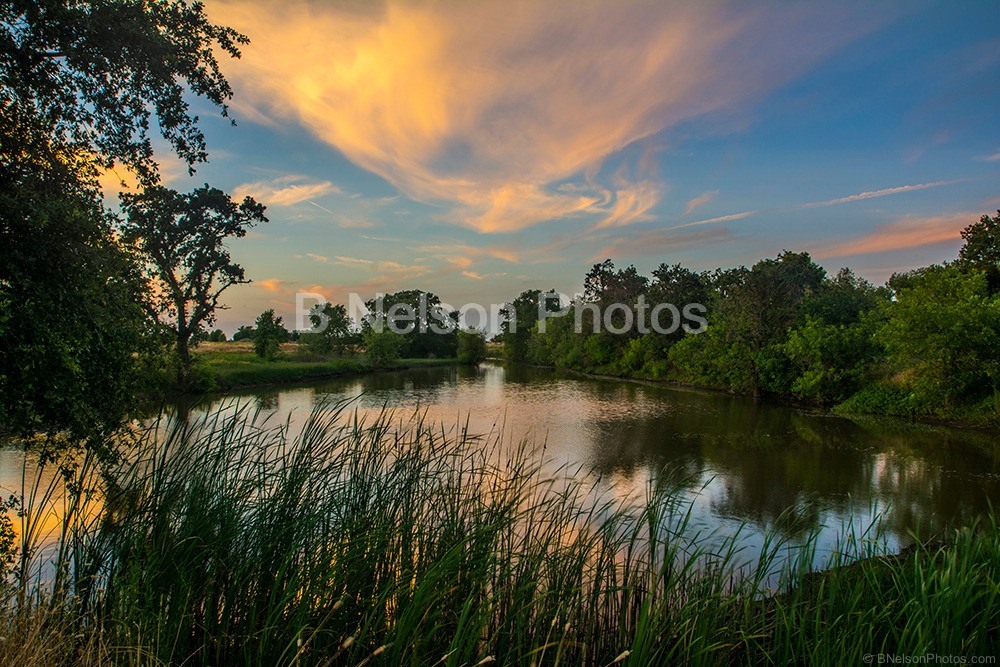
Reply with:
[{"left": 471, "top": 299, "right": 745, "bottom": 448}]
[{"left": 169, "top": 362, "right": 1000, "bottom": 554}]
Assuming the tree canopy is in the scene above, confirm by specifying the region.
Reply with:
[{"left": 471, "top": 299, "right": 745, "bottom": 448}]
[
  {"left": 121, "top": 184, "right": 267, "bottom": 380},
  {"left": 1, "top": 0, "right": 248, "bottom": 443}
]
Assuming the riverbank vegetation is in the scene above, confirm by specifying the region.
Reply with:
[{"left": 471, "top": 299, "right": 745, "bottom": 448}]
[
  {"left": 500, "top": 212, "right": 1000, "bottom": 427},
  {"left": 3, "top": 407, "right": 997, "bottom": 665}
]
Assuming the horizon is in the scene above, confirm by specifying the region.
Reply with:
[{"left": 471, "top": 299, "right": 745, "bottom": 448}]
[{"left": 105, "top": 0, "right": 1000, "bottom": 335}]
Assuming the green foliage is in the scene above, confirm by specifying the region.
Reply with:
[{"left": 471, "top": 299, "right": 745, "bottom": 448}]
[
  {"left": 1, "top": 0, "right": 248, "bottom": 184},
  {"left": 670, "top": 327, "right": 755, "bottom": 392},
  {"left": 499, "top": 288, "right": 558, "bottom": 362},
  {"left": 252, "top": 309, "right": 287, "bottom": 361},
  {"left": 880, "top": 264, "right": 1000, "bottom": 412},
  {"left": 303, "top": 302, "right": 356, "bottom": 356},
  {"left": 456, "top": 329, "right": 487, "bottom": 364},
  {"left": 232, "top": 325, "right": 254, "bottom": 342},
  {"left": 364, "top": 326, "right": 405, "bottom": 368},
  {"left": 0, "top": 0, "right": 248, "bottom": 444},
  {"left": 958, "top": 210, "right": 1000, "bottom": 291},
  {"left": 365, "top": 290, "right": 458, "bottom": 358},
  {"left": 207, "top": 329, "right": 227, "bottom": 343},
  {"left": 0, "top": 172, "right": 151, "bottom": 447},
  {"left": 782, "top": 314, "right": 883, "bottom": 403},
  {"left": 835, "top": 384, "right": 916, "bottom": 418}
]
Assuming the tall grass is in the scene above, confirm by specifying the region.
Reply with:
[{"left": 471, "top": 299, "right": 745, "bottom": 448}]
[{"left": 2, "top": 404, "right": 998, "bottom": 665}]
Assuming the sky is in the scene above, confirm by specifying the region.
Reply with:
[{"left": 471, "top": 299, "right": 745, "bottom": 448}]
[{"left": 122, "top": 1, "right": 1000, "bottom": 333}]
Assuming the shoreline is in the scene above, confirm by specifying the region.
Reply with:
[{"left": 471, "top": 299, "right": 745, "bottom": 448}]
[
  {"left": 160, "top": 355, "right": 464, "bottom": 398},
  {"left": 511, "top": 361, "right": 1000, "bottom": 435}
]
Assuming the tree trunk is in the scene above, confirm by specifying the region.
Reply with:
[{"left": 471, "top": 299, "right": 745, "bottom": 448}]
[
  {"left": 176, "top": 335, "right": 190, "bottom": 386},
  {"left": 176, "top": 303, "right": 191, "bottom": 386}
]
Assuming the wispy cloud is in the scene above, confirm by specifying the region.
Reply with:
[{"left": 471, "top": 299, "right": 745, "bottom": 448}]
[
  {"left": 417, "top": 242, "right": 521, "bottom": 264},
  {"left": 799, "top": 180, "right": 959, "bottom": 208},
  {"left": 683, "top": 190, "right": 718, "bottom": 216},
  {"left": 815, "top": 212, "right": 974, "bottom": 258},
  {"left": 669, "top": 180, "right": 958, "bottom": 232},
  {"left": 212, "top": 0, "right": 870, "bottom": 232},
  {"left": 332, "top": 256, "right": 432, "bottom": 283},
  {"left": 594, "top": 177, "right": 663, "bottom": 229},
  {"left": 668, "top": 210, "right": 759, "bottom": 231},
  {"left": 593, "top": 227, "right": 733, "bottom": 260},
  {"left": 234, "top": 175, "right": 340, "bottom": 206},
  {"left": 294, "top": 252, "right": 329, "bottom": 264},
  {"left": 976, "top": 151, "right": 1000, "bottom": 162}
]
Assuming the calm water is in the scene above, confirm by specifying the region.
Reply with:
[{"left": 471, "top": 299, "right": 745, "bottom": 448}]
[
  {"left": 4, "top": 361, "right": 1000, "bottom": 560},
  {"left": 171, "top": 362, "right": 1000, "bottom": 553}
]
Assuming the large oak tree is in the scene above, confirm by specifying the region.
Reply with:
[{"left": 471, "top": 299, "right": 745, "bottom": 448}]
[{"left": 121, "top": 185, "right": 267, "bottom": 382}]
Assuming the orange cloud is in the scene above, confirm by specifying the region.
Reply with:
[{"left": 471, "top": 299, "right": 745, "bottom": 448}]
[
  {"left": 209, "top": 1, "right": 868, "bottom": 232},
  {"left": 815, "top": 212, "right": 975, "bottom": 258},
  {"left": 257, "top": 278, "right": 297, "bottom": 293},
  {"left": 594, "top": 176, "right": 663, "bottom": 229}
]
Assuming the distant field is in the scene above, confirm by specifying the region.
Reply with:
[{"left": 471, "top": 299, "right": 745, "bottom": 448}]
[{"left": 187, "top": 342, "right": 458, "bottom": 391}]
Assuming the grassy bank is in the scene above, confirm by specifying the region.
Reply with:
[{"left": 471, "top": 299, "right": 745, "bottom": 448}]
[
  {"left": 3, "top": 406, "right": 998, "bottom": 665},
  {"left": 173, "top": 342, "right": 460, "bottom": 393}
]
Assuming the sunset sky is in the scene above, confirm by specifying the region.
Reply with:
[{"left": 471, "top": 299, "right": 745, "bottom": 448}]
[{"left": 132, "top": 1, "right": 1000, "bottom": 332}]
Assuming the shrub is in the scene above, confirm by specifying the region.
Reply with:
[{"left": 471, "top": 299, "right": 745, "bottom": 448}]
[{"left": 457, "top": 329, "right": 487, "bottom": 364}]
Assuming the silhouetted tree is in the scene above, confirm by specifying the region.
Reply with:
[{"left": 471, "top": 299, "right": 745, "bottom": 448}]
[{"left": 121, "top": 185, "right": 267, "bottom": 381}]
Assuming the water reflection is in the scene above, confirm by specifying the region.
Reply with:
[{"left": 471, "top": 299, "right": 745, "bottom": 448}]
[{"left": 5, "top": 362, "right": 999, "bottom": 557}]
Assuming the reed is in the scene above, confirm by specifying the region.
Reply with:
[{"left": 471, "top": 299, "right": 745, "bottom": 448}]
[{"left": 2, "top": 403, "right": 997, "bottom": 665}]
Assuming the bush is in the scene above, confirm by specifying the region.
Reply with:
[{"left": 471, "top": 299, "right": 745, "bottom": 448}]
[
  {"left": 457, "top": 329, "right": 487, "bottom": 364},
  {"left": 835, "top": 384, "right": 916, "bottom": 418},
  {"left": 363, "top": 327, "right": 404, "bottom": 368}
]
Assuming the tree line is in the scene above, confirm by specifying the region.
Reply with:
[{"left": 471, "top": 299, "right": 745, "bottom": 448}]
[
  {"left": 497, "top": 213, "right": 1000, "bottom": 424},
  {"left": 222, "top": 291, "right": 488, "bottom": 368}
]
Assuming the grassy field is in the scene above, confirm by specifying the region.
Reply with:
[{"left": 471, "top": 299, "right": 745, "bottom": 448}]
[
  {"left": 182, "top": 341, "right": 460, "bottom": 392},
  {"left": 3, "top": 405, "right": 998, "bottom": 665}
]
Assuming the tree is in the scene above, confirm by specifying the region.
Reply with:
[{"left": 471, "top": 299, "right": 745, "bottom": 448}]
[
  {"left": 0, "top": 169, "right": 151, "bottom": 446},
  {"left": 304, "top": 303, "right": 355, "bottom": 356},
  {"left": 232, "top": 325, "right": 255, "bottom": 342},
  {"left": 958, "top": 211, "right": 1000, "bottom": 292},
  {"left": 363, "top": 327, "right": 404, "bottom": 368},
  {"left": 1, "top": 0, "right": 248, "bottom": 440},
  {"left": 715, "top": 251, "right": 827, "bottom": 396},
  {"left": 1, "top": 0, "right": 248, "bottom": 185},
  {"left": 364, "top": 290, "right": 458, "bottom": 358},
  {"left": 880, "top": 264, "right": 1000, "bottom": 411},
  {"left": 208, "top": 329, "right": 227, "bottom": 343},
  {"left": 457, "top": 329, "right": 487, "bottom": 364},
  {"left": 499, "top": 289, "right": 559, "bottom": 362},
  {"left": 253, "top": 310, "right": 287, "bottom": 361},
  {"left": 121, "top": 185, "right": 267, "bottom": 381}
]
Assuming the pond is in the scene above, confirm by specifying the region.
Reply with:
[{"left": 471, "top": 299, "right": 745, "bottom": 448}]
[
  {"left": 175, "top": 362, "right": 1000, "bottom": 553},
  {"left": 4, "top": 361, "right": 999, "bottom": 563}
]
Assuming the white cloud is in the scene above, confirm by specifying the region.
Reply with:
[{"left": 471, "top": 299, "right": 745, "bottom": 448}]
[{"left": 234, "top": 175, "right": 340, "bottom": 206}]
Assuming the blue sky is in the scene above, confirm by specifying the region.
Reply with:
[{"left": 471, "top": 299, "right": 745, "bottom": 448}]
[{"left": 126, "top": 1, "right": 1000, "bottom": 332}]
